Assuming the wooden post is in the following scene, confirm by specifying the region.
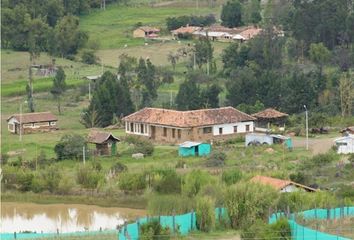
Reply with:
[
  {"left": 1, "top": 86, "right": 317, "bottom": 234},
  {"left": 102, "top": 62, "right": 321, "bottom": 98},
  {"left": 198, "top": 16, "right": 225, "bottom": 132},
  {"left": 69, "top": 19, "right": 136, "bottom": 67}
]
[
  {"left": 14, "top": 232, "right": 16, "bottom": 239},
  {"left": 191, "top": 209, "right": 194, "bottom": 230},
  {"left": 173, "top": 210, "right": 176, "bottom": 234}
]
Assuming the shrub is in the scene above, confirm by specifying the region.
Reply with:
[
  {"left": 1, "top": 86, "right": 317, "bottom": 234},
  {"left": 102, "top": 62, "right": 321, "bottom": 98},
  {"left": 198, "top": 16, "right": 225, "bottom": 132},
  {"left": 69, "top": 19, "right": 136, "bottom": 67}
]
[
  {"left": 81, "top": 50, "right": 98, "bottom": 64},
  {"left": 140, "top": 220, "right": 171, "bottom": 240},
  {"left": 289, "top": 171, "right": 309, "bottom": 185},
  {"left": 31, "top": 177, "right": 46, "bottom": 193},
  {"left": 76, "top": 165, "right": 103, "bottom": 189},
  {"left": 199, "top": 183, "right": 225, "bottom": 207},
  {"left": 183, "top": 170, "right": 215, "bottom": 197},
  {"left": 205, "top": 151, "right": 226, "bottom": 167},
  {"left": 0, "top": 153, "right": 9, "bottom": 164},
  {"left": 175, "top": 159, "right": 186, "bottom": 168},
  {"left": 41, "top": 166, "right": 61, "bottom": 193},
  {"left": 241, "top": 218, "right": 291, "bottom": 240},
  {"left": 54, "top": 134, "right": 87, "bottom": 160},
  {"left": 18, "top": 171, "right": 34, "bottom": 192},
  {"left": 118, "top": 172, "right": 146, "bottom": 192},
  {"left": 57, "top": 177, "right": 74, "bottom": 195},
  {"left": 91, "top": 160, "right": 102, "bottom": 171},
  {"left": 225, "top": 182, "right": 278, "bottom": 229},
  {"left": 222, "top": 169, "right": 243, "bottom": 185},
  {"left": 125, "top": 135, "right": 154, "bottom": 156},
  {"left": 110, "top": 162, "right": 128, "bottom": 174},
  {"left": 152, "top": 169, "right": 181, "bottom": 194},
  {"left": 148, "top": 195, "right": 195, "bottom": 215},
  {"left": 196, "top": 196, "right": 215, "bottom": 232}
]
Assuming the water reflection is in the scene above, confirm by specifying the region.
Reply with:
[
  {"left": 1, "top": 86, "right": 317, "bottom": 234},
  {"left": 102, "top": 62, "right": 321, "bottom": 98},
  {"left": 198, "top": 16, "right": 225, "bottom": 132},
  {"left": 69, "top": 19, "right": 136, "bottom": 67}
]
[{"left": 1, "top": 202, "right": 146, "bottom": 233}]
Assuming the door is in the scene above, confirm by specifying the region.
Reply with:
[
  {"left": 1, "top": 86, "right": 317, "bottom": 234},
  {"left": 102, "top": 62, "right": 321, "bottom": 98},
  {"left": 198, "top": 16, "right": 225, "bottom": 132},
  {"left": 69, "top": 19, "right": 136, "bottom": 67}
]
[
  {"left": 111, "top": 142, "right": 117, "bottom": 155},
  {"left": 151, "top": 126, "right": 156, "bottom": 140}
]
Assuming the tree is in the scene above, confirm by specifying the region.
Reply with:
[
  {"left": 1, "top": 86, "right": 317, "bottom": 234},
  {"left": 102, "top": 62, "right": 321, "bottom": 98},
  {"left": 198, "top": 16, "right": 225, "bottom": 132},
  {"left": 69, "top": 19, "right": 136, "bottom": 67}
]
[
  {"left": 339, "top": 73, "right": 353, "bottom": 117},
  {"left": 45, "top": 0, "right": 64, "bottom": 27},
  {"left": 221, "top": 0, "right": 243, "bottom": 28},
  {"left": 309, "top": 43, "right": 331, "bottom": 77},
  {"left": 194, "top": 38, "right": 213, "bottom": 69},
  {"left": 51, "top": 67, "right": 66, "bottom": 114},
  {"left": 242, "top": 0, "right": 261, "bottom": 24},
  {"left": 26, "top": 67, "right": 35, "bottom": 112},
  {"left": 222, "top": 43, "right": 250, "bottom": 72},
  {"left": 54, "top": 16, "right": 88, "bottom": 57},
  {"left": 81, "top": 50, "right": 98, "bottom": 64},
  {"left": 201, "top": 84, "right": 222, "bottom": 108},
  {"left": 54, "top": 134, "right": 86, "bottom": 160},
  {"left": 167, "top": 52, "right": 179, "bottom": 71},
  {"left": 175, "top": 78, "right": 202, "bottom": 110}
]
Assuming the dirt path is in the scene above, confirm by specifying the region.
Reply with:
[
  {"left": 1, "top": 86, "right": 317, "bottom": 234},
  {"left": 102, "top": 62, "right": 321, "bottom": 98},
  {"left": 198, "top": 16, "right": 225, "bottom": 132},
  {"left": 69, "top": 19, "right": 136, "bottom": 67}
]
[{"left": 292, "top": 137, "right": 337, "bottom": 155}]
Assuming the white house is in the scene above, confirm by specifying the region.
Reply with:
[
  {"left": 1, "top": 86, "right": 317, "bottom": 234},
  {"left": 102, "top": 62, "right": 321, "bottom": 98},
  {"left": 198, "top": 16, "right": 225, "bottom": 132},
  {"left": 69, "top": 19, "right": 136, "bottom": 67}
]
[
  {"left": 7, "top": 112, "right": 58, "bottom": 134},
  {"left": 122, "top": 107, "right": 255, "bottom": 144},
  {"left": 334, "top": 135, "right": 354, "bottom": 154}
]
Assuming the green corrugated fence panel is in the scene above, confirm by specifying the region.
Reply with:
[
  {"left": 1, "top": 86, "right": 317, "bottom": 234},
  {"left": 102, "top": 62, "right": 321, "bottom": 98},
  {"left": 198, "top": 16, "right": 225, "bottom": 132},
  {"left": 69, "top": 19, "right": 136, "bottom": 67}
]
[{"left": 269, "top": 206, "right": 354, "bottom": 240}]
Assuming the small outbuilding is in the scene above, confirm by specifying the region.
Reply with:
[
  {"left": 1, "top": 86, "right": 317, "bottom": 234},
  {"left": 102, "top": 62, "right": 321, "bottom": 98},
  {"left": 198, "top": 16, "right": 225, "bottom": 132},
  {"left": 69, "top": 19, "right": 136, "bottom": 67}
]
[
  {"left": 334, "top": 135, "right": 354, "bottom": 154},
  {"left": 340, "top": 126, "right": 354, "bottom": 135},
  {"left": 87, "top": 131, "right": 120, "bottom": 156},
  {"left": 252, "top": 108, "right": 289, "bottom": 132},
  {"left": 178, "top": 141, "right": 211, "bottom": 157},
  {"left": 251, "top": 175, "right": 317, "bottom": 193},
  {"left": 7, "top": 112, "right": 58, "bottom": 134},
  {"left": 133, "top": 26, "right": 160, "bottom": 38}
]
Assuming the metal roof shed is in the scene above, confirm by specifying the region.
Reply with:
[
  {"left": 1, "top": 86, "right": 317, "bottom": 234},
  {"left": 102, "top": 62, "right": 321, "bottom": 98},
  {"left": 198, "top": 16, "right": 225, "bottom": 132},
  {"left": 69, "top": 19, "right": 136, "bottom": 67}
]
[{"left": 178, "top": 141, "right": 211, "bottom": 157}]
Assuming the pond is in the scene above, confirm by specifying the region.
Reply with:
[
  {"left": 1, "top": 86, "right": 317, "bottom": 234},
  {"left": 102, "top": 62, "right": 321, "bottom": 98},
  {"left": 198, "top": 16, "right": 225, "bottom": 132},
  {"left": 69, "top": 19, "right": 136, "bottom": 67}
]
[{"left": 1, "top": 202, "right": 146, "bottom": 233}]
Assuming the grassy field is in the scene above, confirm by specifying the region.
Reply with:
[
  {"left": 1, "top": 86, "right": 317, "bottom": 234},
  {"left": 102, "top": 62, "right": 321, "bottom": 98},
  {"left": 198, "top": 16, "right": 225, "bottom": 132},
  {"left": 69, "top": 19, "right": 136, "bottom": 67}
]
[{"left": 80, "top": 4, "right": 220, "bottom": 49}]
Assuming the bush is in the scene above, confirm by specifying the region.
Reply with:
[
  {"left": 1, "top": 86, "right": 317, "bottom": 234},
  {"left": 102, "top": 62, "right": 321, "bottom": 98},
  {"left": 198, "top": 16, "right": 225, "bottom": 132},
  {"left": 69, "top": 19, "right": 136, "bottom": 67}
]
[
  {"left": 118, "top": 172, "right": 146, "bottom": 192},
  {"left": 81, "top": 50, "right": 98, "bottom": 64},
  {"left": 222, "top": 169, "right": 243, "bottom": 185},
  {"left": 199, "top": 183, "right": 225, "bottom": 207},
  {"left": 140, "top": 220, "right": 171, "bottom": 240},
  {"left": 205, "top": 151, "right": 226, "bottom": 167},
  {"left": 148, "top": 195, "right": 195, "bottom": 215},
  {"left": 196, "top": 196, "right": 215, "bottom": 232},
  {"left": 41, "top": 166, "right": 61, "bottom": 193},
  {"left": 110, "top": 162, "right": 128, "bottom": 174},
  {"left": 57, "top": 177, "right": 74, "bottom": 195},
  {"left": 31, "top": 176, "right": 46, "bottom": 193},
  {"left": 76, "top": 165, "right": 103, "bottom": 189},
  {"left": 225, "top": 182, "right": 279, "bottom": 229},
  {"left": 125, "top": 136, "right": 154, "bottom": 156},
  {"left": 289, "top": 171, "right": 309, "bottom": 185},
  {"left": 183, "top": 170, "right": 215, "bottom": 197},
  {"left": 54, "top": 134, "right": 87, "bottom": 160},
  {"left": 175, "top": 159, "right": 186, "bottom": 168},
  {"left": 18, "top": 171, "right": 34, "bottom": 192},
  {"left": 151, "top": 169, "right": 181, "bottom": 194},
  {"left": 241, "top": 218, "right": 291, "bottom": 240},
  {"left": 0, "top": 153, "right": 9, "bottom": 164},
  {"left": 91, "top": 160, "right": 102, "bottom": 171}
]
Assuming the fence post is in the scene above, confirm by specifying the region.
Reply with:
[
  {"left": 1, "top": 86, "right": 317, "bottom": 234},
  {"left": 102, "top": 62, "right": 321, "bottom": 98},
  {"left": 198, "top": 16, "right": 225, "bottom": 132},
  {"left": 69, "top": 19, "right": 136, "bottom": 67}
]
[
  {"left": 191, "top": 209, "right": 194, "bottom": 230},
  {"left": 14, "top": 232, "right": 16, "bottom": 239},
  {"left": 173, "top": 210, "right": 176, "bottom": 234},
  {"left": 219, "top": 207, "right": 222, "bottom": 223},
  {"left": 137, "top": 218, "right": 140, "bottom": 237}
]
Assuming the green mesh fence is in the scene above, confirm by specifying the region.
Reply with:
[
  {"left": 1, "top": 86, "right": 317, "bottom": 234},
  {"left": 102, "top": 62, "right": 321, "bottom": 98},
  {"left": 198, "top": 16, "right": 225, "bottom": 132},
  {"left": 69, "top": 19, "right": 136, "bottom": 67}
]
[
  {"left": 118, "top": 207, "right": 227, "bottom": 240},
  {"left": 269, "top": 206, "right": 354, "bottom": 240}
]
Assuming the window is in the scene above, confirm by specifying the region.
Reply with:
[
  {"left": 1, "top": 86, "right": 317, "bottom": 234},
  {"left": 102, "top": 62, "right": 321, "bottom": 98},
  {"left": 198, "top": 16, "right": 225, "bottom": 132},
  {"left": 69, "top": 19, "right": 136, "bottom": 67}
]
[
  {"left": 203, "top": 127, "right": 212, "bottom": 134},
  {"left": 50, "top": 122, "right": 56, "bottom": 125},
  {"left": 130, "top": 123, "right": 134, "bottom": 132},
  {"left": 233, "top": 126, "right": 238, "bottom": 133},
  {"left": 163, "top": 127, "right": 167, "bottom": 137},
  {"left": 246, "top": 125, "right": 250, "bottom": 132},
  {"left": 219, "top": 128, "right": 223, "bottom": 135},
  {"left": 177, "top": 129, "right": 181, "bottom": 139},
  {"left": 172, "top": 129, "right": 176, "bottom": 138},
  {"left": 140, "top": 124, "right": 144, "bottom": 134}
]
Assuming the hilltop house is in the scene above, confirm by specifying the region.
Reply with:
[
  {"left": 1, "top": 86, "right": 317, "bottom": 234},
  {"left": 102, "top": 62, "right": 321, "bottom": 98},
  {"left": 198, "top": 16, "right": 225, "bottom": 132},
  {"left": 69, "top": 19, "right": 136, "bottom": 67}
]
[
  {"left": 251, "top": 175, "right": 317, "bottom": 193},
  {"left": 122, "top": 107, "right": 255, "bottom": 144},
  {"left": 87, "top": 131, "right": 120, "bottom": 156},
  {"left": 133, "top": 26, "right": 160, "bottom": 38},
  {"left": 7, "top": 112, "right": 58, "bottom": 134}
]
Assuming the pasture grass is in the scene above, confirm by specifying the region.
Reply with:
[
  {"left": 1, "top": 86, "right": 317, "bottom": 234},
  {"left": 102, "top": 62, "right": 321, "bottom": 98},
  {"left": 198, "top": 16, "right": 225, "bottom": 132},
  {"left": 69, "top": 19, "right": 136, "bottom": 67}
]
[{"left": 80, "top": 4, "right": 220, "bottom": 49}]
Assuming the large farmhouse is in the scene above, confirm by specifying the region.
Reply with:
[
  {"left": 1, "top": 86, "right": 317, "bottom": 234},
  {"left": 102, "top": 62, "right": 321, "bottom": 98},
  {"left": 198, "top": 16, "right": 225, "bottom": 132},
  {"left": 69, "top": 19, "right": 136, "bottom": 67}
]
[
  {"left": 122, "top": 107, "right": 256, "bottom": 144},
  {"left": 7, "top": 112, "right": 58, "bottom": 134}
]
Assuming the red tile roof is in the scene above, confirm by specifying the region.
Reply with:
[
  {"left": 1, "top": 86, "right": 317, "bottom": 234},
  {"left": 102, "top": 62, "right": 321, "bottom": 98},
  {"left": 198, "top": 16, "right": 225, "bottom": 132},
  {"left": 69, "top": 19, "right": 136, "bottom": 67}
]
[
  {"left": 122, "top": 107, "right": 255, "bottom": 128},
  {"left": 138, "top": 26, "right": 160, "bottom": 33},
  {"left": 251, "top": 175, "right": 317, "bottom": 192},
  {"left": 7, "top": 112, "right": 58, "bottom": 124},
  {"left": 252, "top": 108, "right": 288, "bottom": 119},
  {"left": 87, "top": 131, "right": 120, "bottom": 144},
  {"left": 239, "top": 27, "right": 262, "bottom": 40},
  {"left": 172, "top": 26, "right": 201, "bottom": 34}
]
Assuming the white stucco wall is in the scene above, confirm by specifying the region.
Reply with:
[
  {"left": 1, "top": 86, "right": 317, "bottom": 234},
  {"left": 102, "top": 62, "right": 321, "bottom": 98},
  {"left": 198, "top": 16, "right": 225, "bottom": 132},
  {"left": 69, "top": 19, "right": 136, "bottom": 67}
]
[
  {"left": 7, "top": 117, "right": 18, "bottom": 133},
  {"left": 212, "top": 121, "right": 254, "bottom": 136},
  {"left": 337, "top": 139, "right": 354, "bottom": 154},
  {"left": 280, "top": 184, "right": 299, "bottom": 193},
  {"left": 125, "top": 122, "right": 150, "bottom": 136}
]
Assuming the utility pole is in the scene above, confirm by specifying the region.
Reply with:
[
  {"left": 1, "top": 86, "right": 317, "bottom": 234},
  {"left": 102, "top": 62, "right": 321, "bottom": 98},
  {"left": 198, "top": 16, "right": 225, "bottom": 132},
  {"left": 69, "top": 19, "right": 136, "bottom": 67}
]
[
  {"left": 304, "top": 105, "right": 309, "bottom": 150},
  {"left": 19, "top": 103, "right": 23, "bottom": 142},
  {"left": 88, "top": 82, "right": 91, "bottom": 101}
]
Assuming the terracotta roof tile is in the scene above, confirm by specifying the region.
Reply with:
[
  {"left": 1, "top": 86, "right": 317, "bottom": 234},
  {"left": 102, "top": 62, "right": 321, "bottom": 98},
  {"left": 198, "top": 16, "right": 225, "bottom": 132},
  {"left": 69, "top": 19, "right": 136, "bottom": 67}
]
[
  {"left": 122, "top": 107, "right": 256, "bottom": 128},
  {"left": 252, "top": 108, "right": 288, "bottom": 119},
  {"left": 87, "top": 131, "right": 120, "bottom": 144},
  {"left": 172, "top": 26, "right": 201, "bottom": 34},
  {"left": 251, "top": 175, "right": 317, "bottom": 192},
  {"left": 7, "top": 112, "right": 58, "bottom": 124},
  {"left": 138, "top": 26, "right": 160, "bottom": 32},
  {"left": 239, "top": 27, "right": 262, "bottom": 40}
]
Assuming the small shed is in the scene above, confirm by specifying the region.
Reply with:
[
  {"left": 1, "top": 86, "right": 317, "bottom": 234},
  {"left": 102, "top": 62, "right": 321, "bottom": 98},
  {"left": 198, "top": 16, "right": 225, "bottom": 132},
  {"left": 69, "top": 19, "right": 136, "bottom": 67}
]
[
  {"left": 252, "top": 108, "right": 289, "bottom": 132},
  {"left": 87, "top": 131, "right": 120, "bottom": 156},
  {"left": 178, "top": 141, "right": 211, "bottom": 157},
  {"left": 334, "top": 135, "right": 354, "bottom": 154},
  {"left": 7, "top": 112, "right": 58, "bottom": 134}
]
